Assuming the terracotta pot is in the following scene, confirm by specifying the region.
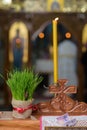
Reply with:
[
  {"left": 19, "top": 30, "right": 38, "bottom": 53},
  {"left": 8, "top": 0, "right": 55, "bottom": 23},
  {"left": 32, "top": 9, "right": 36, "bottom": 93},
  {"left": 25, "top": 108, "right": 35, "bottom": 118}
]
[{"left": 12, "top": 99, "right": 32, "bottom": 119}]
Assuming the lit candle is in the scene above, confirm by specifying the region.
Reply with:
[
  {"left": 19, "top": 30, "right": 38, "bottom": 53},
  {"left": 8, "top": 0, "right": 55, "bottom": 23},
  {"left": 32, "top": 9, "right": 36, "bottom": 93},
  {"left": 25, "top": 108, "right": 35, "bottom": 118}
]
[{"left": 52, "top": 17, "right": 59, "bottom": 83}]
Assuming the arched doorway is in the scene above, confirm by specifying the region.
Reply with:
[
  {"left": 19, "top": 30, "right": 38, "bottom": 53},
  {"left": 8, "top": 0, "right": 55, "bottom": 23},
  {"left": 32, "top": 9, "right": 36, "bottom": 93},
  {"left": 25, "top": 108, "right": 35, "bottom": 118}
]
[{"left": 32, "top": 21, "right": 78, "bottom": 99}]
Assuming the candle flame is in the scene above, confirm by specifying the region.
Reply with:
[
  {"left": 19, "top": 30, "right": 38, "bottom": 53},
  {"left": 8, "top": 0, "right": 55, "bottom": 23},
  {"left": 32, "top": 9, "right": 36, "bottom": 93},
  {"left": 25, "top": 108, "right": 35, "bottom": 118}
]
[{"left": 55, "top": 17, "right": 59, "bottom": 21}]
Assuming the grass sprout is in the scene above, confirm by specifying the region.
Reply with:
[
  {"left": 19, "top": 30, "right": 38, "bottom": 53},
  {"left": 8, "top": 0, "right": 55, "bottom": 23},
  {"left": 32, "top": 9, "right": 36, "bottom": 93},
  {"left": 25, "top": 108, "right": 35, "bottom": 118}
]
[{"left": 6, "top": 68, "right": 43, "bottom": 100}]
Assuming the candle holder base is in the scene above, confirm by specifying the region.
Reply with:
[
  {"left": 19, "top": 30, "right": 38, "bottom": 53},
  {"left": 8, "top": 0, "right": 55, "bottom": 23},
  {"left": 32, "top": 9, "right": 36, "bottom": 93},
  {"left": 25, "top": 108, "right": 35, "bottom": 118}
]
[{"left": 37, "top": 79, "right": 87, "bottom": 115}]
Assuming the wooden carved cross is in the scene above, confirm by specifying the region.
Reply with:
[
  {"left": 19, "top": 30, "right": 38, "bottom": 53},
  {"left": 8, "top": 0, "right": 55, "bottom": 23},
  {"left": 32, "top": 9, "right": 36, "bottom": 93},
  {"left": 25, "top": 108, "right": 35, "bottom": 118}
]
[
  {"left": 38, "top": 79, "right": 87, "bottom": 115},
  {"left": 49, "top": 79, "right": 77, "bottom": 95},
  {"left": 49, "top": 79, "right": 77, "bottom": 112}
]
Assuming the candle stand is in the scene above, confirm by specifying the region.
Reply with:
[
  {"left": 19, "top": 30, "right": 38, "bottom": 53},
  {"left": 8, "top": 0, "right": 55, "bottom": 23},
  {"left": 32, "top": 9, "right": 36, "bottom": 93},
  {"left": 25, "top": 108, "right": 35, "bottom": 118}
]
[{"left": 37, "top": 79, "right": 87, "bottom": 115}]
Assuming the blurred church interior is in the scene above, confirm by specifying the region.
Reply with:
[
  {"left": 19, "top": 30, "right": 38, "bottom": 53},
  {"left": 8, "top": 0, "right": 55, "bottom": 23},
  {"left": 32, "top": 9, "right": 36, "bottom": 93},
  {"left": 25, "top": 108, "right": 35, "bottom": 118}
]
[{"left": 0, "top": 0, "right": 87, "bottom": 110}]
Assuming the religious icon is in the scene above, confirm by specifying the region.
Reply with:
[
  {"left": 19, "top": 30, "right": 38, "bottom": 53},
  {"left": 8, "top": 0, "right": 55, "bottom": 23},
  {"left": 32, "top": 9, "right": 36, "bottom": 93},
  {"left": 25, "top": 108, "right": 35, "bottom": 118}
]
[
  {"left": 11, "top": 29, "right": 24, "bottom": 70},
  {"left": 47, "top": 0, "right": 64, "bottom": 12},
  {"left": 9, "top": 21, "right": 28, "bottom": 70}
]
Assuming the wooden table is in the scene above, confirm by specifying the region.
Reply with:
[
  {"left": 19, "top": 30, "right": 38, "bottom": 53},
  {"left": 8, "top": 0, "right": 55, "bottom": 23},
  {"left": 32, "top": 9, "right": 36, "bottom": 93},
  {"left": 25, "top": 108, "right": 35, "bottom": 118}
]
[
  {"left": 0, "top": 112, "right": 87, "bottom": 130},
  {"left": 0, "top": 119, "right": 40, "bottom": 130},
  {"left": 0, "top": 111, "right": 40, "bottom": 130}
]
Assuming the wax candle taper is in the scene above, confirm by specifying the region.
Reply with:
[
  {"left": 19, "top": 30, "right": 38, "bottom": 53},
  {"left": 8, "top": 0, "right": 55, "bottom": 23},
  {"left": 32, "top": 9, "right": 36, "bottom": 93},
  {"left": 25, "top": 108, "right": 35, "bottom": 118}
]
[{"left": 53, "top": 17, "right": 59, "bottom": 83}]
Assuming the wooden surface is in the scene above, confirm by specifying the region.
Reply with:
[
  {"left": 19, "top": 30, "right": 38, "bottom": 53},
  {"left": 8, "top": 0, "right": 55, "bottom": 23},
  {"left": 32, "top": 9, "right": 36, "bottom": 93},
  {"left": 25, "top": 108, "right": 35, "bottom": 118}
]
[
  {"left": 0, "top": 120, "right": 40, "bottom": 130},
  {"left": 0, "top": 112, "right": 40, "bottom": 130},
  {"left": 45, "top": 127, "right": 87, "bottom": 130},
  {"left": 0, "top": 112, "right": 87, "bottom": 130}
]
